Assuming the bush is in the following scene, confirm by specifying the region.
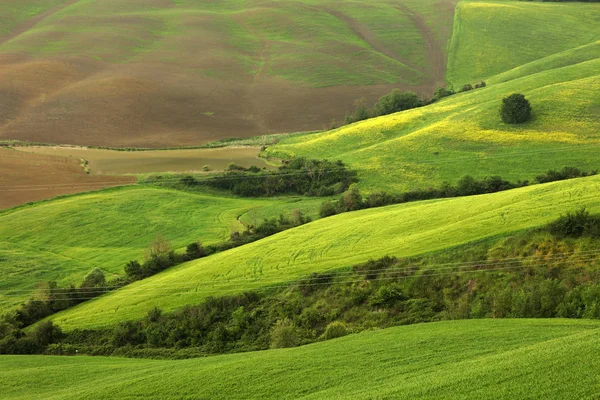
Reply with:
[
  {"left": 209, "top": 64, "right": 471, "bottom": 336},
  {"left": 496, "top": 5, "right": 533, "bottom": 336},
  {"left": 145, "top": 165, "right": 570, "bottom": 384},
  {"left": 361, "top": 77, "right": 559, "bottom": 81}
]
[
  {"left": 548, "top": 207, "right": 600, "bottom": 238},
  {"left": 434, "top": 86, "right": 455, "bottom": 99},
  {"left": 186, "top": 242, "right": 205, "bottom": 259},
  {"left": 270, "top": 319, "right": 298, "bottom": 349},
  {"left": 322, "top": 321, "right": 349, "bottom": 340},
  {"left": 33, "top": 321, "right": 62, "bottom": 347},
  {"left": 500, "top": 93, "right": 532, "bottom": 124},
  {"left": 80, "top": 268, "right": 106, "bottom": 289},
  {"left": 125, "top": 260, "right": 142, "bottom": 278},
  {"left": 374, "top": 90, "right": 422, "bottom": 116},
  {"left": 319, "top": 201, "right": 338, "bottom": 218}
]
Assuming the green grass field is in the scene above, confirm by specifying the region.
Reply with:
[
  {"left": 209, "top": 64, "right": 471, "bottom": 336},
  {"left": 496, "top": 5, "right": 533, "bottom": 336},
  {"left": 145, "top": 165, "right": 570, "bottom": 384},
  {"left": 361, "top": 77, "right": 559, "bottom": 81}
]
[
  {"left": 266, "top": 55, "right": 600, "bottom": 192},
  {"left": 0, "top": 187, "right": 323, "bottom": 308},
  {"left": 447, "top": 0, "right": 600, "bottom": 86},
  {"left": 2, "top": 319, "right": 600, "bottom": 399},
  {"left": 47, "top": 175, "right": 600, "bottom": 330}
]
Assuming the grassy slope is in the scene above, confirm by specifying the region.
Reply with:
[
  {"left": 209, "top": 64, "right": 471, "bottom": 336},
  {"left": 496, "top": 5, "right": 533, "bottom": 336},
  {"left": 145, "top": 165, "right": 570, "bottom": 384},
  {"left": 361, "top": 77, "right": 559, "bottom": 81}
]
[
  {"left": 267, "top": 57, "right": 600, "bottom": 192},
  {"left": 0, "top": 0, "right": 446, "bottom": 87},
  {"left": 0, "top": 0, "right": 457, "bottom": 146},
  {"left": 447, "top": 0, "right": 600, "bottom": 86},
  {"left": 0, "top": 186, "right": 322, "bottom": 308},
  {"left": 2, "top": 319, "right": 600, "bottom": 399},
  {"left": 50, "top": 175, "right": 600, "bottom": 329}
]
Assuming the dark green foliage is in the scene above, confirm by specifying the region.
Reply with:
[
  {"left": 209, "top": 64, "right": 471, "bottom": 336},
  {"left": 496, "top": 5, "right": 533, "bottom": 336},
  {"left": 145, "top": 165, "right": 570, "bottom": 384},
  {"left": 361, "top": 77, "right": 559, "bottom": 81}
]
[
  {"left": 270, "top": 319, "right": 299, "bottom": 349},
  {"left": 322, "top": 175, "right": 524, "bottom": 218},
  {"left": 5, "top": 231, "right": 600, "bottom": 358},
  {"left": 344, "top": 98, "right": 371, "bottom": 125},
  {"left": 175, "top": 157, "right": 357, "bottom": 198},
  {"left": 535, "top": 167, "right": 597, "bottom": 184},
  {"left": 124, "top": 260, "right": 142, "bottom": 278},
  {"left": 374, "top": 90, "right": 422, "bottom": 116},
  {"left": 185, "top": 242, "right": 205, "bottom": 259},
  {"left": 548, "top": 208, "right": 600, "bottom": 238},
  {"left": 501, "top": 93, "right": 532, "bottom": 124},
  {"left": 459, "top": 84, "right": 473, "bottom": 92},
  {"left": 322, "top": 321, "right": 348, "bottom": 340},
  {"left": 80, "top": 268, "right": 106, "bottom": 289},
  {"left": 33, "top": 321, "right": 62, "bottom": 347},
  {"left": 434, "top": 86, "right": 455, "bottom": 99}
]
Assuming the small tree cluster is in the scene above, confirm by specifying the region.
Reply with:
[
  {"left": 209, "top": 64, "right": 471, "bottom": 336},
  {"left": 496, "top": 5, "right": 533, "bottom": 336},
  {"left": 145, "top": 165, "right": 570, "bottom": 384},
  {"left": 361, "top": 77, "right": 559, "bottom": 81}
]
[{"left": 501, "top": 93, "right": 532, "bottom": 124}]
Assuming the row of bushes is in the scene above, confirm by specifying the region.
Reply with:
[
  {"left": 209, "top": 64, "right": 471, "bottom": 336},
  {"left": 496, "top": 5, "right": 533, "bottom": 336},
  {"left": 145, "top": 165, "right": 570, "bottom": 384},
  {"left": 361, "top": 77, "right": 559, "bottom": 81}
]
[
  {"left": 320, "top": 167, "right": 597, "bottom": 218},
  {"left": 125, "top": 211, "right": 311, "bottom": 281},
  {"left": 149, "top": 157, "right": 358, "bottom": 198},
  {"left": 7, "top": 210, "right": 313, "bottom": 331},
  {"left": 343, "top": 82, "right": 486, "bottom": 126},
  {"left": 3, "top": 212, "right": 599, "bottom": 357}
]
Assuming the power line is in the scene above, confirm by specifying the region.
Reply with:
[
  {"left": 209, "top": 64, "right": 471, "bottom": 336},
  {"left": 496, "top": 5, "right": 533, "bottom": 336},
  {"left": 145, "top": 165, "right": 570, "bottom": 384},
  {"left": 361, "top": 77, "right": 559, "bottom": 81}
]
[{"left": 1, "top": 250, "right": 598, "bottom": 299}]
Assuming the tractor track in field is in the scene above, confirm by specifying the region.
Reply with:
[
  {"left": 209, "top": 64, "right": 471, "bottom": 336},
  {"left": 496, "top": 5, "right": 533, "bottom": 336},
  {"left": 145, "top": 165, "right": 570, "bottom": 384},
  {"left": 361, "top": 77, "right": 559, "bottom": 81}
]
[
  {"left": 0, "top": 0, "right": 81, "bottom": 47},
  {"left": 394, "top": 1, "right": 447, "bottom": 86},
  {"left": 318, "top": 6, "right": 422, "bottom": 73}
]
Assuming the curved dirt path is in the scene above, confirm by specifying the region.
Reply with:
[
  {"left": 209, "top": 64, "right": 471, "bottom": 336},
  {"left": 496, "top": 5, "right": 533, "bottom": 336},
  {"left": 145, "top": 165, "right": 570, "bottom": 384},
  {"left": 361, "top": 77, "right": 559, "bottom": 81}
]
[
  {"left": 0, "top": 0, "right": 81, "bottom": 46},
  {"left": 394, "top": 1, "right": 447, "bottom": 86}
]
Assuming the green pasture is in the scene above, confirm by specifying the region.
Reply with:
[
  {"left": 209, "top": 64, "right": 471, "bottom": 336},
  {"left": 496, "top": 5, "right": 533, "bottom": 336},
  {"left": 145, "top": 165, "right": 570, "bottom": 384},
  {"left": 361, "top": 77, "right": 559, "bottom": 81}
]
[
  {"left": 0, "top": 187, "right": 322, "bottom": 308},
  {"left": 2, "top": 319, "right": 600, "bottom": 399},
  {"left": 48, "top": 175, "right": 600, "bottom": 329},
  {"left": 447, "top": 0, "right": 600, "bottom": 86},
  {"left": 267, "top": 57, "right": 600, "bottom": 192}
]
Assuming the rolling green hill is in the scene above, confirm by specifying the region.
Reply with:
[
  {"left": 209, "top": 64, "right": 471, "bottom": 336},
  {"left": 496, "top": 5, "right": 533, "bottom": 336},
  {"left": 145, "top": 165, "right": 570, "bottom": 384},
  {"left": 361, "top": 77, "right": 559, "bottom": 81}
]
[
  {"left": 0, "top": 187, "right": 322, "bottom": 308},
  {"left": 447, "top": 0, "right": 600, "bottom": 86},
  {"left": 2, "top": 319, "right": 600, "bottom": 399},
  {"left": 48, "top": 175, "right": 600, "bottom": 330},
  {"left": 0, "top": 0, "right": 456, "bottom": 147},
  {"left": 266, "top": 56, "right": 600, "bottom": 192}
]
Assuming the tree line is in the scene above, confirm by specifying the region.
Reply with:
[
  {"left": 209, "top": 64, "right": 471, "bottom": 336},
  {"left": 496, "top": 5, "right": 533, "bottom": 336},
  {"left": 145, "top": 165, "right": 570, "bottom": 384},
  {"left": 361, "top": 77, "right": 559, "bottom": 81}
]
[
  {"left": 3, "top": 211, "right": 313, "bottom": 331},
  {"left": 2, "top": 209, "right": 599, "bottom": 357},
  {"left": 320, "top": 167, "right": 598, "bottom": 218},
  {"left": 147, "top": 157, "right": 358, "bottom": 198}
]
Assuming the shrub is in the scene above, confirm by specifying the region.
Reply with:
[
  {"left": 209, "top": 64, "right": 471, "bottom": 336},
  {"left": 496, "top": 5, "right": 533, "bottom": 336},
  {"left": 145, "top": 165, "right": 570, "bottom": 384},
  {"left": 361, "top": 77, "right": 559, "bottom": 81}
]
[
  {"left": 322, "top": 321, "right": 349, "bottom": 340},
  {"left": 319, "top": 201, "right": 338, "bottom": 218},
  {"left": 500, "top": 93, "right": 532, "bottom": 124},
  {"left": 80, "top": 268, "right": 106, "bottom": 288},
  {"left": 374, "top": 90, "right": 422, "bottom": 116},
  {"left": 33, "top": 321, "right": 62, "bottom": 347},
  {"left": 548, "top": 207, "right": 600, "bottom": 238},
  {"left": 459, "top": 84, "right": 473, "bottom": 92},
  {"left": 434, "top": 86, "right": 455, "bottom": 99},
  {"left": 186, "top": 242, "right": 205, "bottom": 259},
  {"left": 125, "top": 260, "right": 142, "bottom": 278},
  {"left": 270, "top": 319, "right": 298, "bottom": 349}
]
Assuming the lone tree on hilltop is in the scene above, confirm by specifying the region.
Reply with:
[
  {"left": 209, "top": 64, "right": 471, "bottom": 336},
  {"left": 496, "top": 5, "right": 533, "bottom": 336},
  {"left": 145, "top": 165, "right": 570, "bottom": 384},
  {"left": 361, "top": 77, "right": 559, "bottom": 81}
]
[{"left": 501, "top": 93, "right": 532, "bottom": 124}]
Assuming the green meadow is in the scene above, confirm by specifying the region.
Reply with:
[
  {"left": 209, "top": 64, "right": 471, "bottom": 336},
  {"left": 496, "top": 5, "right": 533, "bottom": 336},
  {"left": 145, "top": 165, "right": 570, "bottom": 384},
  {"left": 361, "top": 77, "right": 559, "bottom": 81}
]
[
  {"left": 49, "top": 175, "right": 600, "bottom": 330},
  {"left": 2, "top": 319, "right": 600, "bottom": 399},
  {"left": 266, "top": 57, "right": 600, "bottom": 192},
  {"left": 447, "top": 0, "right": 600, "bottom": 86},
  {"left": 0, "top": 187, "right": 322, "bottom": 308}
]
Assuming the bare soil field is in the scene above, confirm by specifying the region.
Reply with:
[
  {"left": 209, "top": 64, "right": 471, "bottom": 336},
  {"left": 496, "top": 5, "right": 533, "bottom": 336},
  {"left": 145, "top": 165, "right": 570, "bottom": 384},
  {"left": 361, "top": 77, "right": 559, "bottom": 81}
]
[
  {"left": 0, "top": 0, "right": 455, "bottom": 148},
  {"left": 17, "top": 146, "right": 272, "bottom": 175},
  {"left": 0, "top": 148, "right": 134, "bottom": 209}
]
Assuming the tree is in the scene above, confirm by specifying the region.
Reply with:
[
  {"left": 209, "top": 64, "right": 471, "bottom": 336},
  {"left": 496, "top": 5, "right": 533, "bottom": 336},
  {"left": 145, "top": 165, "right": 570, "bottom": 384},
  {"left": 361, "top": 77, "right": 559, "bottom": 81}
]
[
  {"left": 374, "top": 90, "right": 421, "bottom": 116},
  {"left": 124, "top": 260, "right": 142, "bottom": 278},
  {"left": 33, "top": 321, "right": 62, "bottom": 347},
  {"left": 270, "top": 318, "right": 298, "bottom": 349},
  {"left": 80, "top": 268, "right": 106, "bottom": 288},
  {"left": 186, "top": 242, "right": 205, "bottom": 259},
  {"left": 500, "top": 93, "right": 532, "bottom": 124}
]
